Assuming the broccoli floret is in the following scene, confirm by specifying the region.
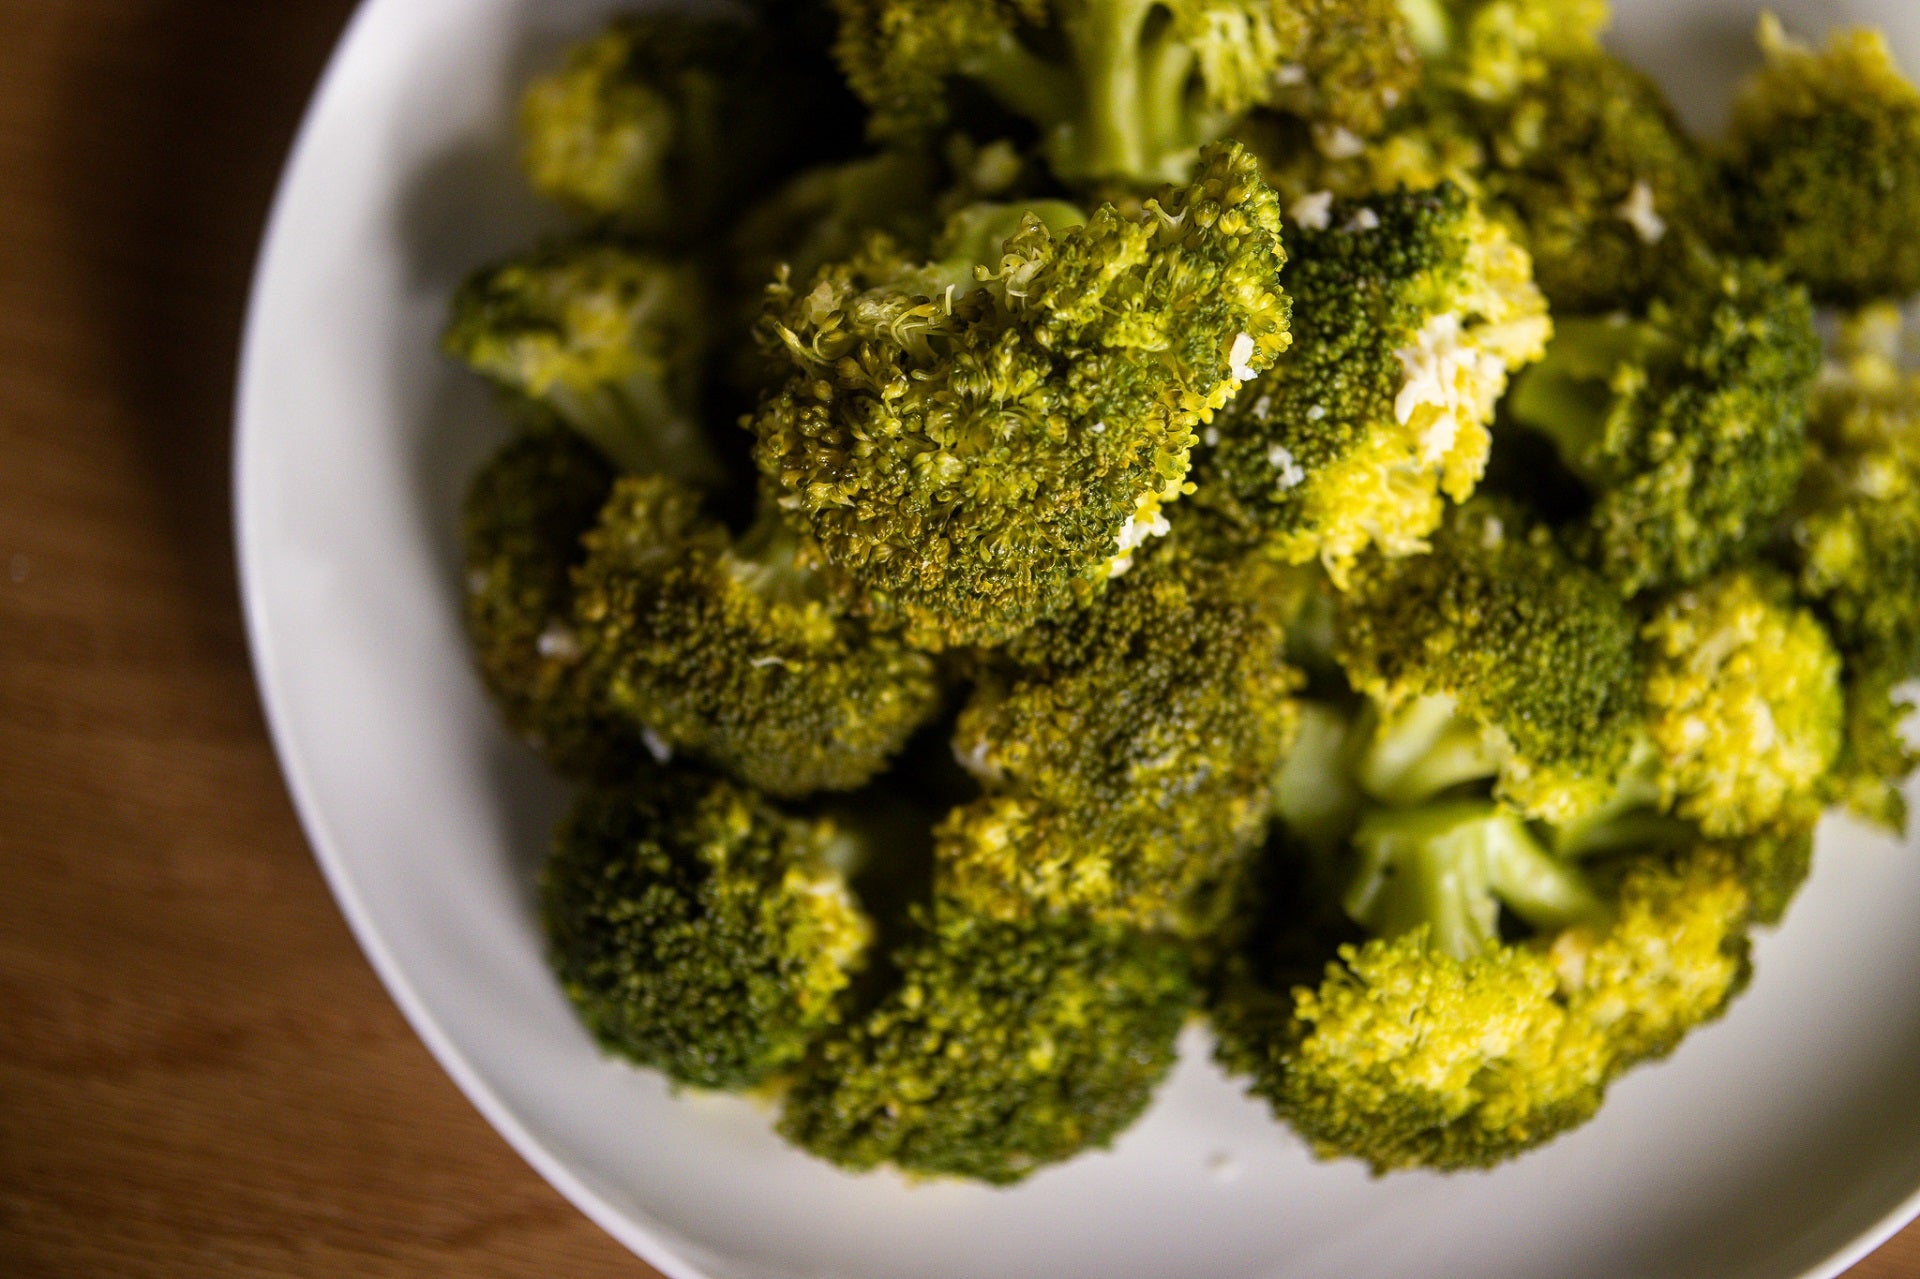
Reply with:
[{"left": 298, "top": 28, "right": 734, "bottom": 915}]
[
  {"left": 748, "top": 141, "right": 1291, "bottom": 648},
  {"left": 1212, "top": 838, "right": 1754, "bottom": 1172},
  {"left": 543, "top": 769, "right": 874, "bottom": 1091},
  {"left": 460, "top": 430, "right": 645, "bottom": 781},
  {"left": 1194, "top": 183, "right": 1549, "bottom": 582},
  {"left": 779, "top": 906, "right": 1191, "bottom": 1183},
  {"left": 944, "top": 536, "right": 1302, "bottom": 927},
  {"left": 1789, "top": 307, "right": 1920, "bottom": 671},
  {"left": 1397, "top": 0, "right": 1610, "bottom": 104},
  {"left": 1250, "top": 44, "right": 1720, "bottom": 313},
  {"left": 1640, "top": 569, "right": 1843, "bottom": 839},
  {"left": 830, "top": 0, "right": 1417, "bottom": 186},
  {"left": 1723, "top": 16, "right": 1920, "bottom": 305},
  {"left": 1470, "top": 50, "right": 1725, "bottom": 312},
  {"left": 519, "top": 13, "right": 858, "bottom": 244},
  {"left": 1334, "top": 501, "right": 1644, "bottom": 824},
  {"left": 443, "top": 239, "right": 720, "bottom": 484},
  {"left": 1506, "top": 256, "right": 1819, "bottom": 596},
  {"left": 572, "top": 475, "right": 945, "bottom": 797}
]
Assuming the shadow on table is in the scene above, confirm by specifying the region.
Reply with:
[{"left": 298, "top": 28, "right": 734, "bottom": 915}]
[{"left": 50, "top": 0, "right": 360, "bottom": 653}]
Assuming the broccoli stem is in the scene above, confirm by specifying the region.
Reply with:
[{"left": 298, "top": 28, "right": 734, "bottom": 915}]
[
  {"left": 1506, "top": 316, "right": 1666, "bottom": 484},
  {"left": 966, "top": 0, "right": 1195, "bottom": 183},
  {"left": 1356, "top": 694, "right": 1507, "bottom": 805},
  {"left": 547, "top": 377, "right": 722, "bottom": 486},
  {"left": 1344, "top": 800, "right": 1605, "bottom": 960},
  {"left": 1272, "top": 701, "right": 1368, "bottom": 854},
  {"left": 729, "top": 510, "right": 829, "bottom": 608},
  {"left": 1395, "top": 0, "right": 1451, "bottom": 60},
  {"left": 1546, "top": 743, "right": 1690, "bottom": 858}
]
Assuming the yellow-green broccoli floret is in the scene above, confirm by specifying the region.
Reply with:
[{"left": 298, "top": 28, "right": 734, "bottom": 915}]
[
  {"left": 1640, "top": 568, "right": 1844, "bottom": 839},
  {"left": 1397, "top": 0, "right": 1610, "bottom": 104},
  {"left": 779, "top": 907, "right": 1191, "bottom": 1183},
  {"left": 460, "top": 429, "right": 644, "bottom": 781},
  {"left": 1790, "top": 306, "right": 1920, "bottom": 673},
  {"left": 1194, "top": 183, "right": 1549, "bottom": 583},
  {"left": 1723, "top": 16, "right": 1920, "bottom": 305},
  {"left": 946, "top": 536, "right": 1303, "bottom": 928},
  {"left": 572, "top": 475, "right": 945, "bottom": 798},
  {"left": 1334, "top": 501, "right": 1645, "bottom": 824},
  {"left": 442, "top": 238, "right": 719, "bottom": 484},
  {"left": 830, "top": 0, "right": 1417, "bottom": 186},
  {"left": 543, "top": 769, "right": 874, "bottom": 1091},
  {"left": 519, "top": 13, "right": 858, "bottom": 244},
  {"left": 1783, "top": 308, "right": 1920, "bottom": 828},
  {"left": 1507, "top": 256, "right": 1820, "bottom": 596},
  {"left": 1211, "top": 839, "right": 1754, "bottom": 1172},
  {"left": 748, "top": 142, "right": 1292, "bottom": 648}
]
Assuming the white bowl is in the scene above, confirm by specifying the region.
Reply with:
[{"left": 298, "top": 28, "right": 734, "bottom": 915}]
[{"left": 236, "top": 3, "right": 1920, "bottom": 1276}]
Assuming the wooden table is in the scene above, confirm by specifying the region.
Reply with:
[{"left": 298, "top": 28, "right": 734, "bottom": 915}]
[{"left": 0, "top": 3, "right": 1914, "bottom": 1276}]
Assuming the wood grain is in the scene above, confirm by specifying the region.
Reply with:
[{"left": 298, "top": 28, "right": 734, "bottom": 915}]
[{"left": 0, "top": 3, "right": 1911, "bottom": 1277}]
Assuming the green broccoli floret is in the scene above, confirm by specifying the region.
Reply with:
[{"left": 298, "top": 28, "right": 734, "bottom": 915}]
[
  {"left": 1640, "top": 568, "right": 1844, "bottom": 839},
  {"left": 544, "top": 769, "right": 874, "bottom": 1091},
  {"left": 460, "top": 429, "right": 644, "bottom": 781},
  {"left": 1194, "top": 183, "right": 1549, "bottom": 582},
  {"left": 1334, "top": 500, "right": 1645, "bottom": 824},
  {"left": 1248, "top": 43, "right": 1720, "bottom": 313},
  {"left": 1212, "top": 837, "right": 1755, "bottom": 1172},
  {"left": 779, "top": 906, "right": 1191, "bottom": 1183},
  {"left": 829, "top": 0, "right": 1417, "bottom": 186},
  {"left": 1469, "top": 50, "right": 1726, "bottom": 312},
  {"left": 1723, "top": 16, "right": 1920, "bottom": 305},
  {"left": 748, "top": 141, "right": 1291, "bottom": 648},
  {"left": 1506, "top": 256, "right": 1819, "bottom": 596},
  {"left": 442, "top": 238, "right": 720, "bottom": 484},
  {"left": 1397, "top": 0, "right": 1610, "bottom": 104},
  {"left": 519, "top": 13, "right": 858, "bottom": 244},
  {"left": 572, "top": 475, "right": 945, "bottom": 798},
  {"left": 943, "top": 535, "right": 1302, "bottom": 928}
]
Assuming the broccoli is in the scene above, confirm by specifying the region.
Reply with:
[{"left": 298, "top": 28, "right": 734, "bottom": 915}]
[
  {"left": 779, "top": 906, "right": 1191, "bottom": 1183},
  {"left": 1341, "top": 800, "right": 1604, "bottom": 959},
  {"left": 1397, "top": 0, "right": 1610, "bottom": 104},
  {"left": 543, "top": 768, "right": 874, "bottom": 1091},
  {"left": 1759, "top": 306, "right": 1920, "bottom": 829},
  {"left": 748, "top": 141, "right": 1292, "bottom": 648},
  {"left": 829, "top": 0, "right": 1417, "bottom": 186},
  {"left": 1640, "top": 569, "right": 1844, "bottom": 840},
  {"left": 442, "top": 238, "right": 720, "bottom": 484},
  {"left": 519, "top": 13, "right": 859, "bottom": 245},
  {"left": 1722, "top": 15, "right": 1920, "bottom": 306},
  {"left": 1333, "top": 500, "right": 1645, "bottom": 825},
  {"left": 1505, "top": 255, "right": 1820, "bottom": 596},
  {"left": 1789, "top": 306, "right": 1920, "bottom": 673},
  {"left": 1247, "top": 43, "right": 1720, "bottom": 313},
  {"left": 572, "top": 474, "right": 945, "bottom": 797},
  {"left": 943, "top": 533, "right": 1302, "bottom": 928},
  {"left": 1211, "top": 833, "right": 1757, "bottom": 1172},
  {"left": 460, "top": 429, "right": 644, "bottom": 781},
  {"left": 1193, "top": 183, "right": 1549, "bottom": 582},
  {"left": 1469, "top": 50, "right": 1726, "bottom": 312}
]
